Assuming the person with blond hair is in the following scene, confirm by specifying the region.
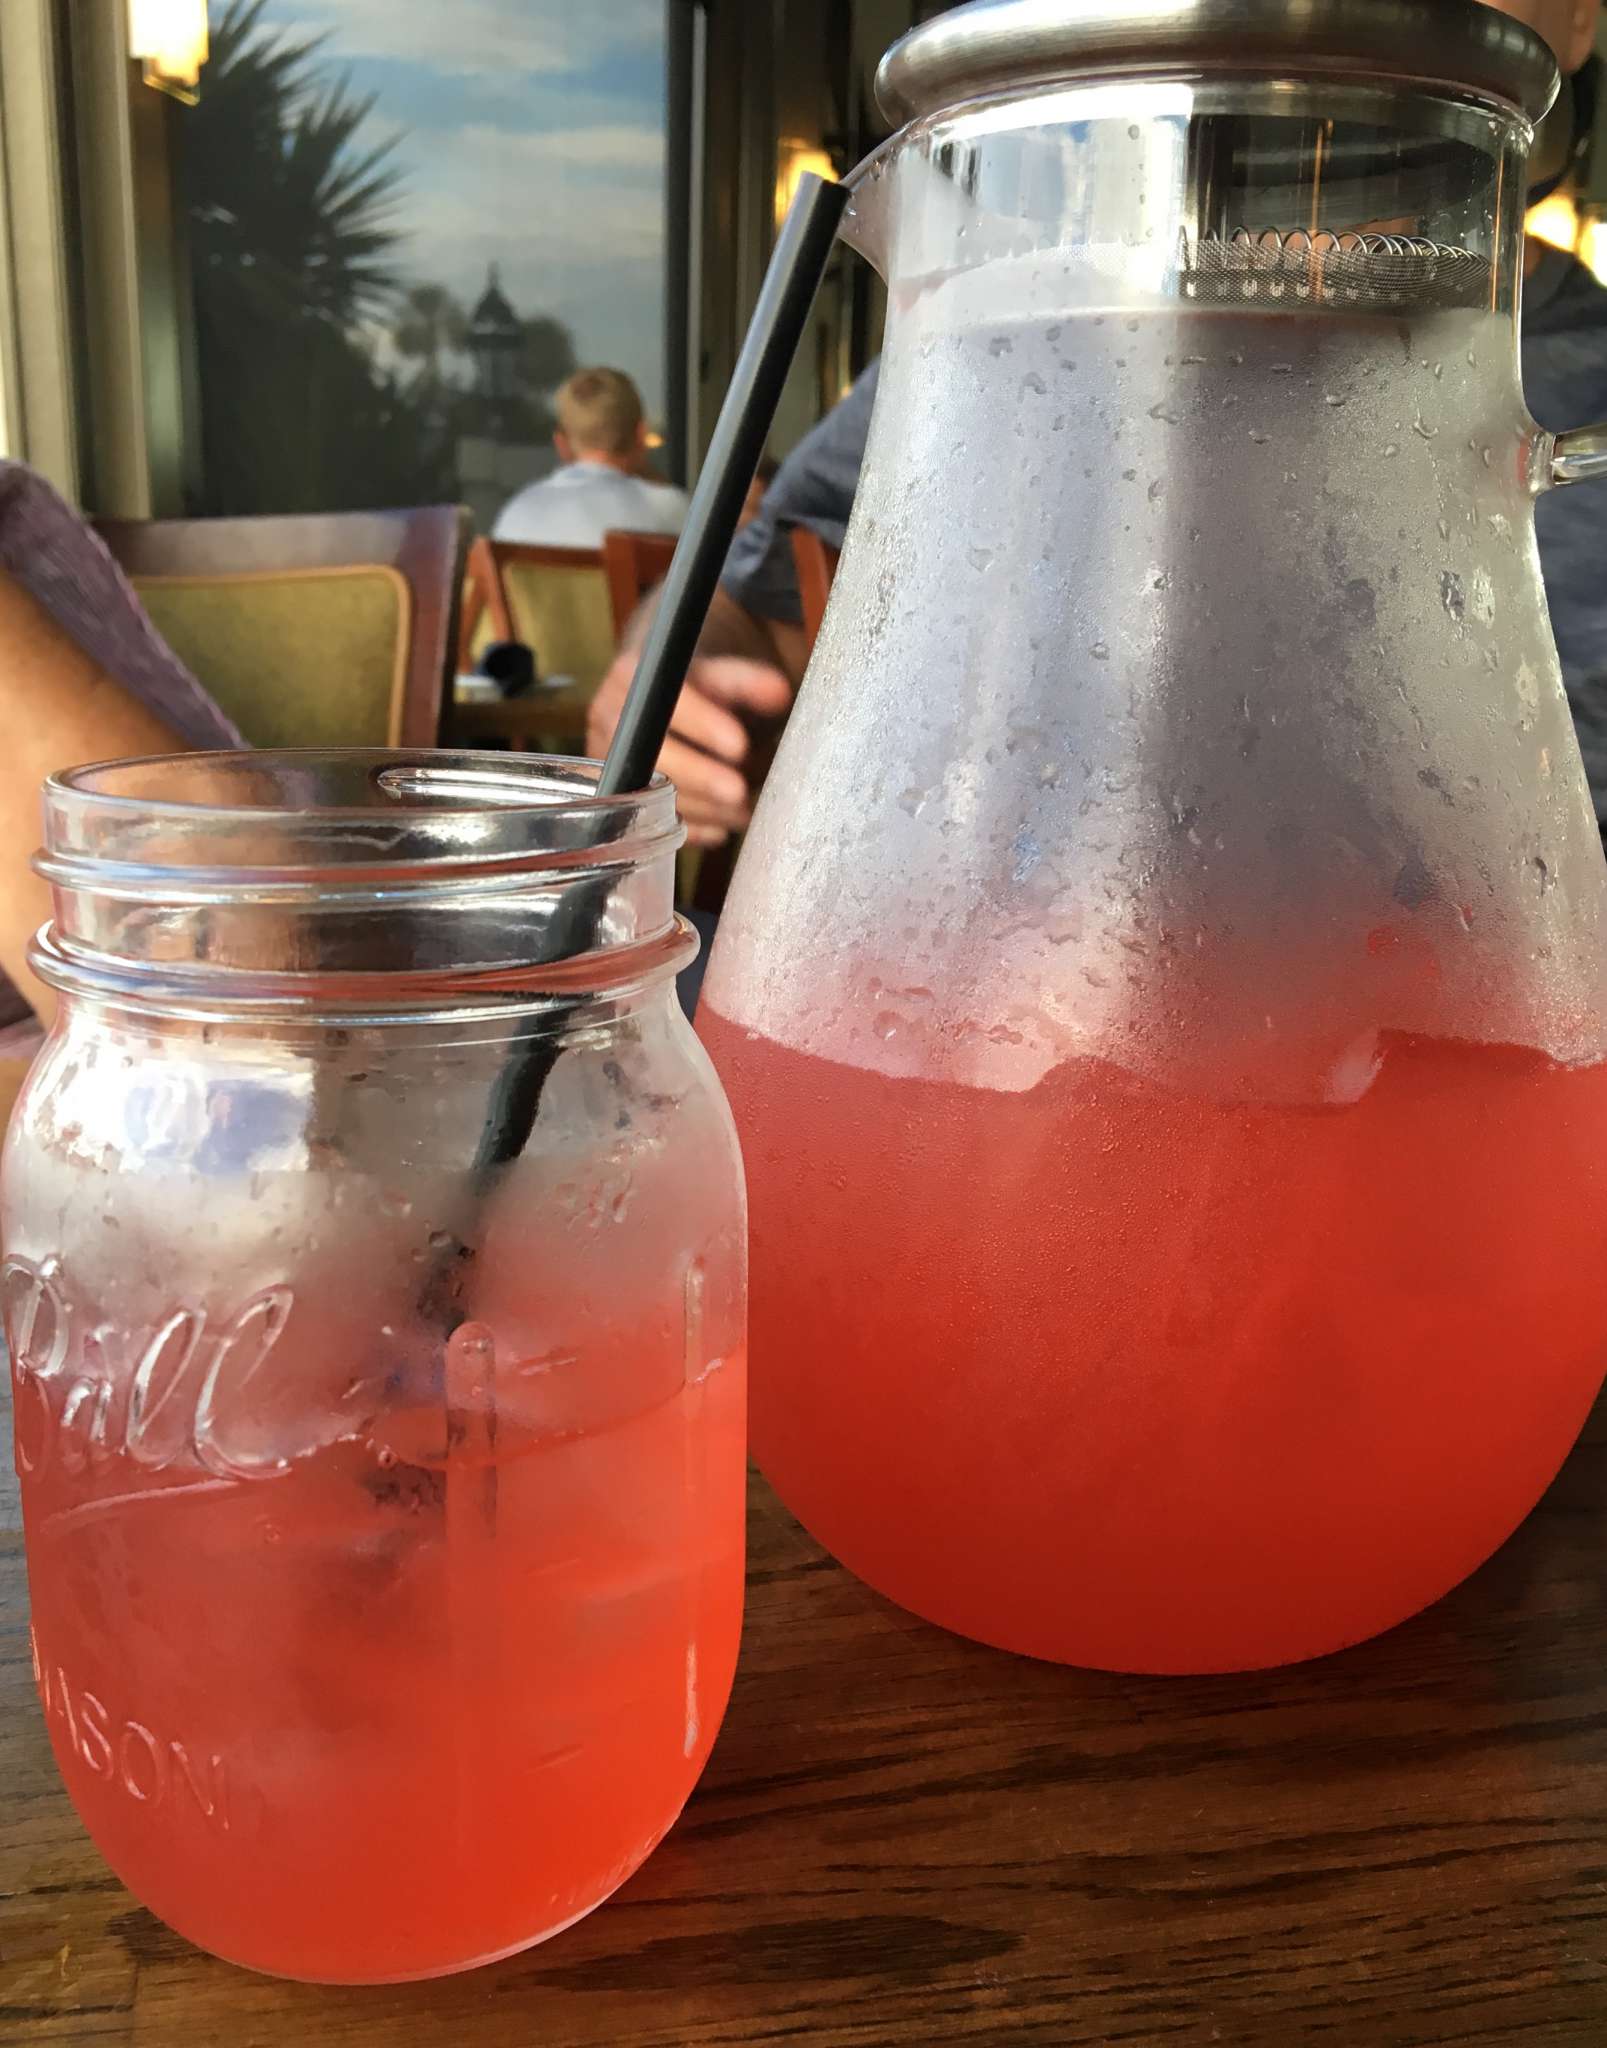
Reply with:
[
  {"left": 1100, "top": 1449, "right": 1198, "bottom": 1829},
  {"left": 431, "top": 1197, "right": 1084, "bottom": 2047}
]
[{"left": 493, "top": 366, "right": 688, "bottom": 549}]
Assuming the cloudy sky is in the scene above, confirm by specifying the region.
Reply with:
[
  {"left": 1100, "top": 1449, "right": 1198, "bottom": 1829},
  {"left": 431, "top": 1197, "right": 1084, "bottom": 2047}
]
[{"left": 256, "top": 0, "right": 669, "bottom": 413}]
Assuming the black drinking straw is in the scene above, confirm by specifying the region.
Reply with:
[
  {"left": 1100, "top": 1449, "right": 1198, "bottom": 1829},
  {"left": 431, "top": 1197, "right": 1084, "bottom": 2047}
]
[{"left": 464, "top": 172, "right": 850, "bottom": 1197}]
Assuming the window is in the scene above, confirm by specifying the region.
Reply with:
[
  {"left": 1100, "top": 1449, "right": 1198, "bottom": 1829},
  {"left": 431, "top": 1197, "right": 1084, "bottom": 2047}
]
[{"left": 172, "top": 0, "right": 675, "bottom": 527}]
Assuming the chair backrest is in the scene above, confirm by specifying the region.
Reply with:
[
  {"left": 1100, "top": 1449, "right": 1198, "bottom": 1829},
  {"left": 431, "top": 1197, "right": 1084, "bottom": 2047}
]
[
  {"left": 790, "top": 525, "right": 840, "bottom": 649},
  {"left": 602, "top": 528, "right": 678, "bottom": 639},
  {"left": 462, "top": 538, "right": 615, "bottom": 700},
  {"left": 95, "top": 507, "right": 469, "bottom": 749}
]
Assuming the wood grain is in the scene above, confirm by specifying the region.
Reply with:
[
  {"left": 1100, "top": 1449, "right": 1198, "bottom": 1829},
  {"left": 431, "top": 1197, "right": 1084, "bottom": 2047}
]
[{"left": 7, "top": 1364, "right": 1607, "bottom": 2045}]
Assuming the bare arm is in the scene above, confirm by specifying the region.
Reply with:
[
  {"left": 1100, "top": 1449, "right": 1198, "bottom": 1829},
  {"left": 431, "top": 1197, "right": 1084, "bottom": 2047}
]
[
  {"left": 620, "top": 581, "right": 809, "bottom": 684},
  {"left": 0, "top": 567, "right": 192, "bottom": 1023},
  {"left": 588, "top": 584, "right": 807, "bottom": 847}
]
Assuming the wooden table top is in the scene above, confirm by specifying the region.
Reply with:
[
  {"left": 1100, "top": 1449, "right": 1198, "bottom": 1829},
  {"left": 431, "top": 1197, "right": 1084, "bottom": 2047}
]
[
  {"left": 7, "top": 1363, "right": 1607, "bottom": 2046},
  {"left": 445, "top": 683, "right": 594, "bottom": 751}
]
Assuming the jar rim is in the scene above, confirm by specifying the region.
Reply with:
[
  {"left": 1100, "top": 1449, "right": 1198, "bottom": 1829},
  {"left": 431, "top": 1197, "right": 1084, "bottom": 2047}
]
[
  {"left": 39, "top": 748, "right": 683, "bottom": 888},
  {"left": 35, "top": 749, "right": 690, "bottom": 1017},
  {"left": 46, "top": 748, "right": 671, "bottom": 829}
]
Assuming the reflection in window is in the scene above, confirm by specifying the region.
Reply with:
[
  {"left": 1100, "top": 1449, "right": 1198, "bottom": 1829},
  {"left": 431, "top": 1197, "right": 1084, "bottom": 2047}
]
[{"left": 175, "top": 0, "right": 669, "bottom": 526}]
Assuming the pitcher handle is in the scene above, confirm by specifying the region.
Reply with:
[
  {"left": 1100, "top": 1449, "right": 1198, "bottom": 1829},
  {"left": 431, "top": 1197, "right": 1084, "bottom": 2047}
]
[{"left": 1544, "top": 421, "right": 1607, "bottom": 489}]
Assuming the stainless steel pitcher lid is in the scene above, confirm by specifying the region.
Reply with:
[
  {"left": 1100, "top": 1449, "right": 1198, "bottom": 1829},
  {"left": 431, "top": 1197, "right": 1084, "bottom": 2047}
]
[{"left": 876, "top": 0, "right": 1560, "bottom": 126}]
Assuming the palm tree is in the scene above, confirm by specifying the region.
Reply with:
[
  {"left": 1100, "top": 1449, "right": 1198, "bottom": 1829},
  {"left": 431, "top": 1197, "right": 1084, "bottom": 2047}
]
[
  {"left": 184, "top": 0, "right": 404, "bottom": 329},
  {"left": 176, "top": 0, "right": 441, "bottom": 512}
]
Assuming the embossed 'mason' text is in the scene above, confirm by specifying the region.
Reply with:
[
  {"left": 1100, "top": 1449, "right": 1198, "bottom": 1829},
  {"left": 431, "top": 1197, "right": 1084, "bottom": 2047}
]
[{"left": 32, "top": 1630, "right": 230, "bottom": 1832}]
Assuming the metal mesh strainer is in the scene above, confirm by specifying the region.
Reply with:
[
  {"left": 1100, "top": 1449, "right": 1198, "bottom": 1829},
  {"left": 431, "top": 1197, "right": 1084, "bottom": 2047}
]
[{"left": 1180, "top": 228, "right": 1493, "bottom": 312}]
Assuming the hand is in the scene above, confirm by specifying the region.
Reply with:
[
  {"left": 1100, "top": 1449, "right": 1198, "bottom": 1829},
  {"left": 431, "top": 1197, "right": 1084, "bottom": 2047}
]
[{"left": 586, "top": 651, "right": 794, "bottom": 847}]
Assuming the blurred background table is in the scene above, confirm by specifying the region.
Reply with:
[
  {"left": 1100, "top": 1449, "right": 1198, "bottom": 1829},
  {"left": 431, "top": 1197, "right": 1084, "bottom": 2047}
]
[
  {"left": 7, "top": 1366, "right": 1607, "bottom": 2045},
  {"left": 445, "top": 681, "right": 598, "bottom": 756}
]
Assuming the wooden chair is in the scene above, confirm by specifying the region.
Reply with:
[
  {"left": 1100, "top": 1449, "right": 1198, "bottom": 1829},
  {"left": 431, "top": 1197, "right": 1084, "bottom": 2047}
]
[
  {"left": 598, "top": 527, "right": 718, "bottom": 904},
  {"left": 602, "top": 529, "right": 679, "bottom": 639},
  {"left": 790, "top": 525, "right": 840, "bottom": 649},
  {"left": 453, "top": 537, "right": 615, "bottom": 753},
  {"left": 96, "top": 507, "right": 470, "bottom": 748}
]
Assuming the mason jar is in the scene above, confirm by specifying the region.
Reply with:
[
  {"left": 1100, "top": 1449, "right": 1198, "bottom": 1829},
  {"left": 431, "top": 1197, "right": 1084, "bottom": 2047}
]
[{"left": 2, "top": 750, "right": 746, "bottom": 1984}]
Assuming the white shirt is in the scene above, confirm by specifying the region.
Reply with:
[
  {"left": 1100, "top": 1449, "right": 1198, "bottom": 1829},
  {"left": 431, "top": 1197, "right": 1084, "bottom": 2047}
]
[{"left": 492, "top": 460, "right": 689, "bottom": 550}]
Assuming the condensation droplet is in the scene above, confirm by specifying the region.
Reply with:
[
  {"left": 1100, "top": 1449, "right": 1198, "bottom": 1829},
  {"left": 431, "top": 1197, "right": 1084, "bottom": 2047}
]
[{"left": 450, "top": 1321, "right": 495, "bottom": 1364}]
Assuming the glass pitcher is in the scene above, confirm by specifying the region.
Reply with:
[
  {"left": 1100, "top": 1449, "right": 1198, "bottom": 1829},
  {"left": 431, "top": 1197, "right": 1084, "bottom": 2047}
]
[
  {"left": 701, "top": 0, "right": 1607, "bottom": 1673},
  {"left": 3, "top": 753, "right": 746, "bottom": 1981}
]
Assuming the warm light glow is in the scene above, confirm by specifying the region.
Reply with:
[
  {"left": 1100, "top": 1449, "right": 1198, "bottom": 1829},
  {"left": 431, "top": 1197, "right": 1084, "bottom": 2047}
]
[
  {"left": 1527, "top": 192, "right": 1581, "bottom": 252},
  {"left": 775, "top": 139, "right": 836, "bottom": 228},
  {"left": 129, "top": 0, "right": 209, "bottom": 102},
  {"left": 643, "top": 429, "right": 665, "bottom": 449},
  {"left": 1525, "top": 192, "right": 1607, "bottom": 287}
]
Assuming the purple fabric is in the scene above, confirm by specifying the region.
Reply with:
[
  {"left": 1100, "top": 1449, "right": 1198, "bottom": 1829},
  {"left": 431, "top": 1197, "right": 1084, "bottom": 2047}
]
[
  {"left": 0, "top": 463, "right": 243, "bottom": 749},
  {"left": 0, "top": 462, "right": 242, "bottom": 1026}
]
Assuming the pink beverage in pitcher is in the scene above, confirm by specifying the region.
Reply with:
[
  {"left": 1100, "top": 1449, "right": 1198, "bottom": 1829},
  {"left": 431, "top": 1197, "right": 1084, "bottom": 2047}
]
[
  {"left": 702, "top": 2, "right": 1607, "bottom": 1670},
  {"left": 700, "top": 1018, "right": 1607, "bottom": 1670},
  {"left": 5, "top": 753, "right": 746, "bottom": 1982}
]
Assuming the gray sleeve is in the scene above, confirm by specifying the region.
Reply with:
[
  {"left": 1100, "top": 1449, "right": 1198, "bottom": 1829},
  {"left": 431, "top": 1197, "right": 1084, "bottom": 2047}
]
[{"left": 720, "top": 360, "right": 879, "bottom": 625}]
